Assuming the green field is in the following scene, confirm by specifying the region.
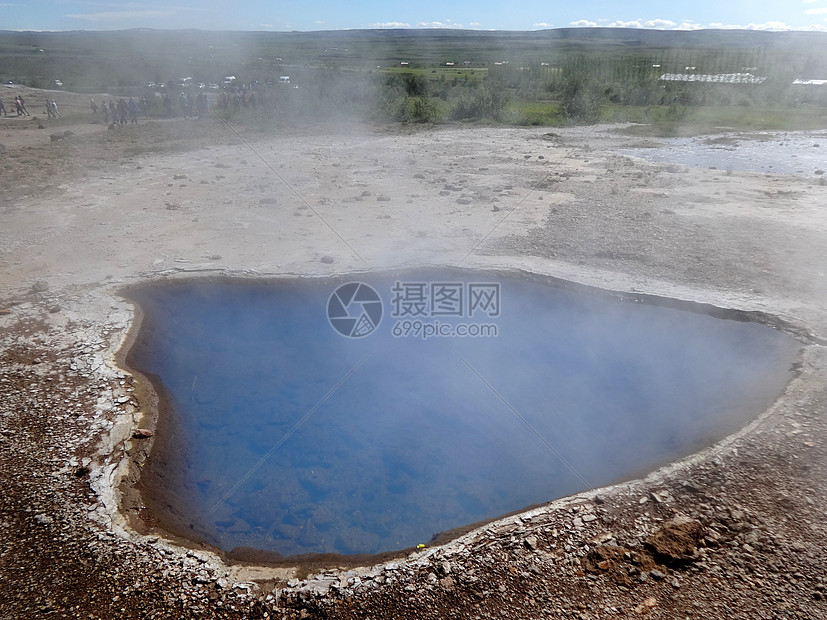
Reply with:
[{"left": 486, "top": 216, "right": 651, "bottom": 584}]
[{"left": 2, "top": 27, "right": 827, "bottom": 131}]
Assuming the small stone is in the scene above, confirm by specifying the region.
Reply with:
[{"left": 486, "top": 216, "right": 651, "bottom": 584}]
[
  {"left": 634, "top": 597, "right": 657, "bottom": 614},
  {"left": 34, "top": 513, "right": 53, "bottom": 525},
  {"left": 30, "top": 280, "right": 49, "bottom": 293},
  {"left": 132, "top": 429, "right": 154, "bottom": 439},
  {"left": 645, "top": 516, "right": 704, "bottom": 562},
  {"left": 320, "top": 255, "right": 335, "bottom": 264}
]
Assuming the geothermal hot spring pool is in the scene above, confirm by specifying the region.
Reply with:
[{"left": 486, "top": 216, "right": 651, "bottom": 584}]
[{"left": 125, "top": 269, "right": 798, "bottom": 559}]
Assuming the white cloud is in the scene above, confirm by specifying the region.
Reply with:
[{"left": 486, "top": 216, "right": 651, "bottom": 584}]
[
  {"left": 806, "top": 7, "right": 827, "bottom": 14},
  {"left": 644, "top": 19, "right": 676, "bottom": 29},
  {"left": 674, "top": 22, "right": 703, "bottom": 30},
  {"left": 532, "top": 22, "right": 554, "bottom": 29},
  {"left": 66, "top": 10, "right": 173, "bottom": 22},
  {"left": 562, "top": 17, "right": 825, "bottom": 32},
  {"left": 417, "top": 21, "right": 464, "bottom": 29},
  {"left": 709, "top": 21, "right": 792, "bottom": 30},
  {"left": 370, "top": 22, "right": 411, "bottom": 28}
]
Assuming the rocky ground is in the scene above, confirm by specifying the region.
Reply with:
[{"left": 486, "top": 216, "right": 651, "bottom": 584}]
[{"left": 1, "top": 97, "right": 826, "bottom": 619}]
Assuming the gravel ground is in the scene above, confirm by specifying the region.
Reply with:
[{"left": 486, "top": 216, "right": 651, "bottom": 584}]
[{"left": 1, "top": 103, "right": 826, "bottom": 619}]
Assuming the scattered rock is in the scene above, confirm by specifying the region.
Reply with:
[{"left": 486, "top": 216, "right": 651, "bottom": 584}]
[
  {"left": 30, "top": 280, "right": 49, "bottom": 293},
  {"left": 634, "top": 597, "right": 657, "bottom": 614},
  {"left": 320, "top": 255, "right": 335, "bottom": 264},
  {"left": 132, "top": 429, "right": 154, "bottom": 439},
  {"left": 645, "top": 516, "right": 704, "bottom": 563}
]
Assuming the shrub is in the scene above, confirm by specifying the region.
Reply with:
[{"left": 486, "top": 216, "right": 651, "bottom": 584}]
[{"left": 449, "top": 83, "right": 510, "bottom": 121}]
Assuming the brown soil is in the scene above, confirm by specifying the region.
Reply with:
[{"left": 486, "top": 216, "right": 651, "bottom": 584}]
[{"left": 1, "top": 90, "right": 826, "bottom": 619}]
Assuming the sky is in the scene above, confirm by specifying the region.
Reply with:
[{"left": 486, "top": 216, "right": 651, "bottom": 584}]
[{"left": 2, "top": 0, "right": 827, "bottom": 32}]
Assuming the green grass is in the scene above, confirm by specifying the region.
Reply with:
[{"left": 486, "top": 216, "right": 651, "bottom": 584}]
[
  {"left": 610, "top": 104, "right": 827, "bottom": 136},
  {"left": 381, "top": 66, "right": 488, "bottom": 84},
  {"left": 506, "top": 100, "right": 566, "bottom": 126}
]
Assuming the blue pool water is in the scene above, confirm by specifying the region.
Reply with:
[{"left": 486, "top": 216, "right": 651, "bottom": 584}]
[{"left": 126, "top": 270, "right": 798, "bottom": 558}]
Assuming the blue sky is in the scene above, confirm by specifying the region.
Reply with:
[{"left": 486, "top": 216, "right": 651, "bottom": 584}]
[{"left": 3, "top": 0, "right": 827, "bottom": 32}]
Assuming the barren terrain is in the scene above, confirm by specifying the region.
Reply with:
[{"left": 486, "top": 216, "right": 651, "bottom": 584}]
[{"left": 1, "top": 96, "right": 826, "bottom": 619}]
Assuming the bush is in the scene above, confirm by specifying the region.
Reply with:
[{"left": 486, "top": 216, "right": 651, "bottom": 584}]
[
  {"left": 449, "top": 83, "right": 510, "bottom": 121},
  {"left": 400, "top": 96, "right": 442, "bottom": 123},
  {"left": 556, "top": 56, "right": 604, "bottom": 123}
]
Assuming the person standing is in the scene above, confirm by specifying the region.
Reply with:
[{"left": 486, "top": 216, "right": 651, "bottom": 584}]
[
  {"left": 18, "top": 95, "right": 29, "bottom": 116},
  {"left": 0, "top": 99, "right": 7, "bottom": 116},
  {"left": 51, "top": 100, "right": 60, "bottom": 117},
  {"left": 116, "top": 98, "right": 127, "bottom": 126},
  {"left": 90, "top": 98, "right": 98, "bottom": 114},
  {"left": 127, "top": 97, "right": 139, "bottom": 124}
]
